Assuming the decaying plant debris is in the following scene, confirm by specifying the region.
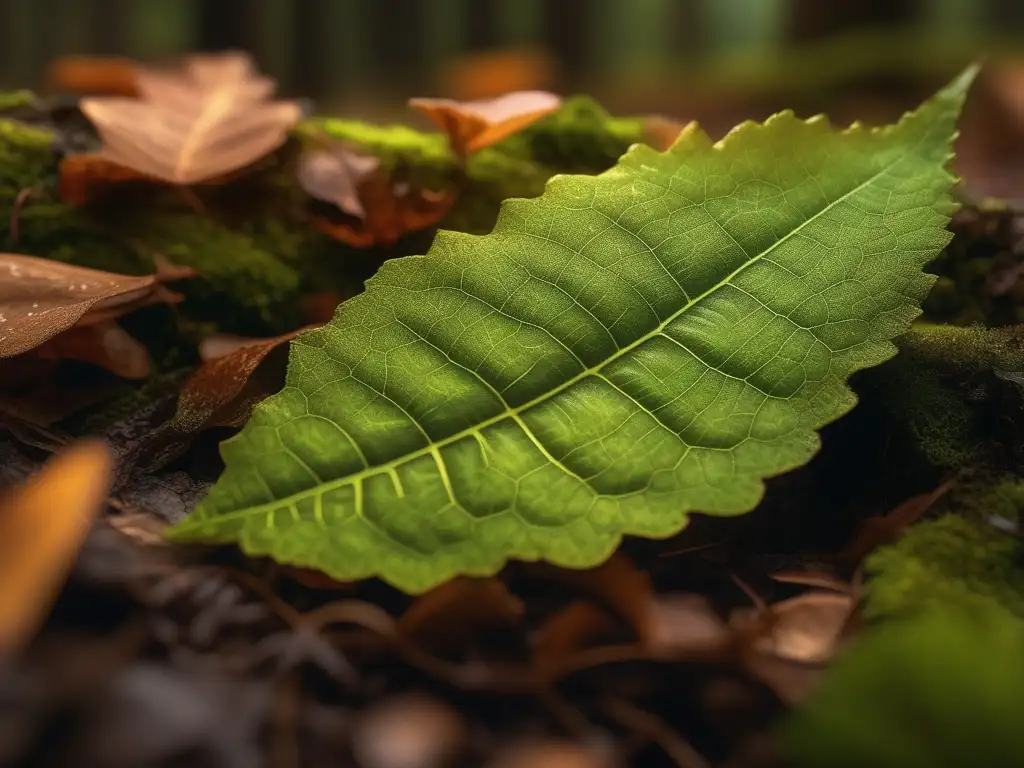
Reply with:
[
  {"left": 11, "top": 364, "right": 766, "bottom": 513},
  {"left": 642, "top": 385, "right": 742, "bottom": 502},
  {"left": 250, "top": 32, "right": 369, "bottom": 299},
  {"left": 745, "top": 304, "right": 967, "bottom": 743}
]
[{"left": 0, "top": 52, "right": 1022, "bottom": 768}]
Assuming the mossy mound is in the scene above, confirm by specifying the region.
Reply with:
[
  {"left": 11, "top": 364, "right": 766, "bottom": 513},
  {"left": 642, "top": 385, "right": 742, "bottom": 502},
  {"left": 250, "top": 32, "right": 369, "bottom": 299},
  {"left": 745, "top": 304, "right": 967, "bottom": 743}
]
[
  {"left": 864, "top": 514, "right": 1024, "bottom": 620},
  {"left": 862, "top": 324, "right": 1024, "bottom": 471}
]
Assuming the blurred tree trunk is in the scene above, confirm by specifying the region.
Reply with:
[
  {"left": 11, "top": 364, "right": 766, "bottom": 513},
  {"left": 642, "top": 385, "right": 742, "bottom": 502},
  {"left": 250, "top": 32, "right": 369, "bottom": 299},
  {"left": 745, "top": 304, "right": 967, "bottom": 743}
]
[
  {"left": 87, "top": 0, "right": 131, "bottom": 54},
  {"left": 989, "top": 0, "right": 1024, "bottom": 29},
  {"left": 369, "top": 0, "right": 429, "bottom": 89},
  {"left": 197, "top": 0, "right": 261, "bottom": 52},
  {"left": 786, "top": 0, "right": 922, "bottom": 41},
  {"left": 293, "top": 0, "right": 327, "bottom": 98},
  {"left": 466, "top": 0, "right": 502, "bottom": 51},
  {"left": 544, "top": 0, "right": 590, "bottom": 85}
]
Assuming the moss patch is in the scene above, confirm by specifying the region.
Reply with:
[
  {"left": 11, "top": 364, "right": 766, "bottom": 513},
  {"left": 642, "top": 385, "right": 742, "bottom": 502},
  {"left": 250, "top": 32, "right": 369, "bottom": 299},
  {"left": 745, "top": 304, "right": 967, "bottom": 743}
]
[{"left": 864, "top": 514, "right": 1024, "bottom": 620}]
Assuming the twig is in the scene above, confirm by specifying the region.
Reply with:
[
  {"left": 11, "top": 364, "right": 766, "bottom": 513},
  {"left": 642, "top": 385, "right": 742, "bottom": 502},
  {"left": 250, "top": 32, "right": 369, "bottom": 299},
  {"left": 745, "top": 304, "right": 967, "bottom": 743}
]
[
  {"left": 602, "top": 697, "right": 711, "bottom": 768},
  {"left": 270, "top": 671, "right": 301, "bottom": 768},
  {"left": 9, "top": 187, "right": 38, "bottom": 245}
]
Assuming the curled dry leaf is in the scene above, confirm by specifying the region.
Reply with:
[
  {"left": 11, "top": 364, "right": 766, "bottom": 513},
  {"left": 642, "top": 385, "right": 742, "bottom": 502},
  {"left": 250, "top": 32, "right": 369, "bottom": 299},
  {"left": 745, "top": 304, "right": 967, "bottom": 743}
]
[
  {"left": 79, "top": 51, "right": 302, "bottom": 187},
  {"left": 308, "top": 170, "right": 457, "bottom": 248},
  {"left": 409, "top": 90, "right": 563, "bottom": 156},
  {"left": 0, "top": 440, "right": 113, "bottom": 657},
  {"left": 397, "top": 577, "right": 524, "bottom": 651},
  {"left": 0, "top": 253, "right": 191, "bottom": 379},
  {"left": 298, "top": 143, "right": 381, "bottom": 218}
]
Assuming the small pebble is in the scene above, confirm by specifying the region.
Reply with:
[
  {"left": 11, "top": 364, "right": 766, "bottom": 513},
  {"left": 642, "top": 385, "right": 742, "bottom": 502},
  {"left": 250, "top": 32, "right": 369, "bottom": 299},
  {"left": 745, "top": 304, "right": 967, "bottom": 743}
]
[{"left": 351, "top": 693, "right": 466, "bottom": 768}]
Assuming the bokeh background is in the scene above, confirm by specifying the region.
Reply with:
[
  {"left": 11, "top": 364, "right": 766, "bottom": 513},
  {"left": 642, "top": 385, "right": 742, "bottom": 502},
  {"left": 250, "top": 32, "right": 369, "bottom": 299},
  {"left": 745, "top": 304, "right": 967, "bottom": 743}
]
[{"left": 1, "top": 0, "right": 1023, "bottom": 192}]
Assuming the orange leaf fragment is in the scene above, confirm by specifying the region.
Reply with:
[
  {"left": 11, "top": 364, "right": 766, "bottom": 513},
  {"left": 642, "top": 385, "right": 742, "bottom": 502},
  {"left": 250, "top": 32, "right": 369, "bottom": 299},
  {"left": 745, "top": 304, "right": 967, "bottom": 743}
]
[
  {"left": 47, "top": 55, "right": 141, "bottom": 96},
  {"left": 80, "top": 51, "right": 302, "bottom": 186},
  {"left": 305, "top": 152, "right": 457, "bottom": 248},
  {"left": 0, "top": 440, "right": 113, "bottom": 657},
  {"left": 409, "top": 90, "right": 562, "bottom": 156},
  {"left": 0, "top": 253, "right": 191, "bottom": 379},
  {"left": 439, "top": 47, "right": 558, "bottom": 102}
]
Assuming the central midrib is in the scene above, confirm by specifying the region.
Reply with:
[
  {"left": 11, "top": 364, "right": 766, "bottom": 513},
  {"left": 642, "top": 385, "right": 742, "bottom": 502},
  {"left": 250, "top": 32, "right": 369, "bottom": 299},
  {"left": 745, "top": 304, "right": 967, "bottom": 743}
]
[{"left": 196, "top": 153, "right": 904, "bottom": 522}]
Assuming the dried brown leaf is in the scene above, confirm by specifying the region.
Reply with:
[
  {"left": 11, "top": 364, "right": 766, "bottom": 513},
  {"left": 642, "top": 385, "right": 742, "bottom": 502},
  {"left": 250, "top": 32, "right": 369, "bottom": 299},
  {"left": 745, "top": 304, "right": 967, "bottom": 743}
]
[
  {"left": 530, "top": 553, "right": 654, "bottom": 642},
  {"left": 80, "top": 51, "right": 302, "bottom": 186},
  {"left": 171, "top": 328, "right": 308, "bottom": 432},
  {"left": 0, "top": 253, "right": 188, "bottom": 360},
  {"left": 35, "top": 319, "right": 152, "bottom": 379},
  {"left": 840, "top": 479, "right": 956, "bottom": 566},
  {"left": 409, "top": 90, "right": 562, "bottom": 156},
  {"left": 398, "top": 577, "right": 524, "bottom": 650},
  {"left": 0, "top": 440, "right": 113, "bottom": 657},
  {"left": 309, "top": 173, "right": 456, "bottom": 248}
]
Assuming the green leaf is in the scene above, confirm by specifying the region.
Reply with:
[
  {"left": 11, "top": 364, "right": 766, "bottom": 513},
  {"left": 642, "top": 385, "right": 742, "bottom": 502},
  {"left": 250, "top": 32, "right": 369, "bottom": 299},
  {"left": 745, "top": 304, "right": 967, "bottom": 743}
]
[
  {"left": 781, "top": 604, "right": 1024, "bottom": 768},
  {"left": 167, "top": 67, "right": 977, "bottom": 593}
]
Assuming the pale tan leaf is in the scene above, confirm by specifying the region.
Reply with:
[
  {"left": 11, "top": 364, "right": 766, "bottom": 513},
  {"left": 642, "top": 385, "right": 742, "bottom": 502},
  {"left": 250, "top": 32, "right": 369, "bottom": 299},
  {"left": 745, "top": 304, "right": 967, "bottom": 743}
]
[
  {"left": 298, "top": 145, "right": 381, "bottom": 218},
  {"left": 80, "top": 51, "right": 302, "bottom": 185}
]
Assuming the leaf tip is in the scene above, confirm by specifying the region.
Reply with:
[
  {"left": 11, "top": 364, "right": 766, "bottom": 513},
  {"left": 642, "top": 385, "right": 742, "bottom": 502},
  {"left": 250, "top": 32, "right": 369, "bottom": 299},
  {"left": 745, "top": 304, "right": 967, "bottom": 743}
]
[{"left": 940, "top": 61, "right": 982, "bottom": 105}]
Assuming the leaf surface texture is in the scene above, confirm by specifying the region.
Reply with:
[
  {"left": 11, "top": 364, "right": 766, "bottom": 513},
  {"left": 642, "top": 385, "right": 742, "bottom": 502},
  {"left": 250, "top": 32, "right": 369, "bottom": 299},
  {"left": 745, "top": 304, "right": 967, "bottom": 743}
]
[{"left": 169, "top": 69, "right": 975, "bottom": 592}]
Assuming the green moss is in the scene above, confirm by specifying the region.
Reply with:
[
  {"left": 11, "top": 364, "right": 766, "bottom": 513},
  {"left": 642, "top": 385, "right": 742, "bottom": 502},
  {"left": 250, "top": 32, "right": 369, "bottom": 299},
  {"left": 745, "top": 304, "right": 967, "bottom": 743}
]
[
  {"left": 899, "top": 323, "right": 1024, "bottom": 370},
  {"left": 498, "top": 95, "right": 645, "bottom": 171},
  {"left": 306, "top": 118, "right": 453, "bottom": 167},
  {"left": 861, "top": 324, "right": 1024, "bottom": 470},
  {"left": 0, "top": 90, "right": 37, "bottom": 113},
  {"left": 0, "top": 117, "right": 57, "bottom": 200},
  {"left": 949, "top": 476, "right": 1024, "bottom": 532},
  {"left": 136, "top": 212, "right": 304, "bottom": 335},
  {"left": 864, "top": 514, "right": 1024, "bottom": 621},
  {"left": 782, "top": 603, "right": 1024, "bottom": 768}
]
